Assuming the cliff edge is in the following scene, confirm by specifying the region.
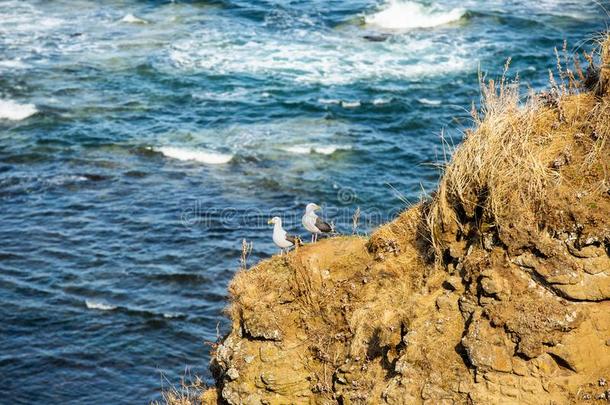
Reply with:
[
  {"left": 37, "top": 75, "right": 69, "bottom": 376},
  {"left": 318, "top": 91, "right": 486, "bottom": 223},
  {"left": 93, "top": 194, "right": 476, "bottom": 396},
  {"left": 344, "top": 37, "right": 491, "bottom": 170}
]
[{"left": 199, "top": 35, "right": 610, "bottom": 404}]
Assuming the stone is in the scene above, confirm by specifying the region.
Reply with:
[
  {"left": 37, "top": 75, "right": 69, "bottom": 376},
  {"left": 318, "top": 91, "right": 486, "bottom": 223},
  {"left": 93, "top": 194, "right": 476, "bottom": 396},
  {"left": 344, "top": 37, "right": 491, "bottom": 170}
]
[{"left": 226, "top": 367, "right": 240, "bottom": 381}]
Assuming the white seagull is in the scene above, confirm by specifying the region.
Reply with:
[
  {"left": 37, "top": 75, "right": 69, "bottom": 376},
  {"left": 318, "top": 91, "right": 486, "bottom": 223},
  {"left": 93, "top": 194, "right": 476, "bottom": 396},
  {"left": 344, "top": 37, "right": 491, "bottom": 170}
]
[
  {"left": 268, "top": 217, "right": 300, "bottom": 255},
  {"left": 302, "top": 203, "right": 333, "bottom": 243}
]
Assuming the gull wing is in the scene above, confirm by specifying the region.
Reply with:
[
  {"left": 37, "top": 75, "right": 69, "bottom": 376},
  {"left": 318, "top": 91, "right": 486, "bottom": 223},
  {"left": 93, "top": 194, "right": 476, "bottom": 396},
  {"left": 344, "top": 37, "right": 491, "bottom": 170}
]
[{"left": 315, "top": 217, "right": 333, "bottom": 233}]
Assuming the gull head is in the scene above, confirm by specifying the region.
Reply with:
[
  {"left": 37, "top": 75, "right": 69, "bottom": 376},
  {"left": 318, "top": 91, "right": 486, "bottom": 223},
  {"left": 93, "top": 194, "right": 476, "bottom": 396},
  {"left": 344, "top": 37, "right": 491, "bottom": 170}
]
[
  {"left": 268, "top": 216, "right": 282, "bottom": 226},
  {"left": 305, "top": 203, "right": 321, "bottom": 213}
]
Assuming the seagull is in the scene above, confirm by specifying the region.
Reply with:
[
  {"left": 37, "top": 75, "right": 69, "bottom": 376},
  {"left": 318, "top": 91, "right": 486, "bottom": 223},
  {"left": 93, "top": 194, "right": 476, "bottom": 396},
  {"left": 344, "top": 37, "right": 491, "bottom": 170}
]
[
  {"left": 302, "top": 203, "right": 333, "bottom": 243},
  {"left": 268, "top": 217, "right": 300, "bottom": 255}
]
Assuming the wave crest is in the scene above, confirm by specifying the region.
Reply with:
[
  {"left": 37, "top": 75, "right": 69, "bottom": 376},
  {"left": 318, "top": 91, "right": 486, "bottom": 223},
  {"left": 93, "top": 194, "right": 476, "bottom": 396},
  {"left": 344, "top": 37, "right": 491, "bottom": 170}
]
[
  {"left": 120, "top": 14, "right": 148, "bottom": 24},
  {"left": 156, "top": 146, "right": 233, "bottom": 165},
  {"left": 418, "top": 98, "right": 442, "bottom": 105},
  {"left": 0, "top": 99, "right": 37, "bottom": 121},
  {"left": 365, "top": 1, "right": 465, "bottom": 30},
  {"left": 281, "top": 144, "right": 351, "bottom": 156},
  {"left": 85, "top": 299, "right": 117, "bottom": 311}
]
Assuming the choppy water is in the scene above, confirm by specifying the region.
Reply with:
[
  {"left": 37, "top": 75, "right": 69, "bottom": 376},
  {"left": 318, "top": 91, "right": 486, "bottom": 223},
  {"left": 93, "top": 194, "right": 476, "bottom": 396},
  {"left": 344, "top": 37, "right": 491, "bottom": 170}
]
[{"left": 0, "top": 0, "right": 607, "bottom": 403}]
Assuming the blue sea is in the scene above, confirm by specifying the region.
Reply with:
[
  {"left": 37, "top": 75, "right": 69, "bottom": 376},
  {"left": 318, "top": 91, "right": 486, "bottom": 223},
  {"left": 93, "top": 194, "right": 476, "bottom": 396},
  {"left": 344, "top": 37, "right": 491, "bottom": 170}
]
[{"left": 0, "top": 0, "right": 607, "bottom": 403}]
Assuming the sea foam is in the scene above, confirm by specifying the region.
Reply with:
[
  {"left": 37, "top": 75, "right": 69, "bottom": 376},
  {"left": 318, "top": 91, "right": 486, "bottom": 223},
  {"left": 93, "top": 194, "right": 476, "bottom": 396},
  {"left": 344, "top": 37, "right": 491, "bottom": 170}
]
[
  {"left": 167, "top": 22, "right": 471, "bottom": 85},
  {"left": 318, "top": 98, "right": 341, "bottom": 105},
  {"left": 373, "top": 98, "right": 391, "bottom": 105},
  {"left": 121, "top": 13, "right": 148, "bottom": 24},
  {"left": 282, "top": 144, "right": 351, "bottom": 155},
  {"left": 0, "top": 99, "right": 37, "bottom": 121},
  {"left": 85, "top": 299, "right": 117, "bottom": 311},
  {"left": 341, "top": 101, "right": 361, "bottom": 109},
  {"left": 418, "top": 98, "right": 442, "bottom": 105},
  {"left": 156, "top": 146, "right": 233, "bottom": 165},
  {"left": 0, "top": 60, "right": 28, "bottom": 69},
  {"left": 365, "top": 1, "right": 465, "bottom": 30}
]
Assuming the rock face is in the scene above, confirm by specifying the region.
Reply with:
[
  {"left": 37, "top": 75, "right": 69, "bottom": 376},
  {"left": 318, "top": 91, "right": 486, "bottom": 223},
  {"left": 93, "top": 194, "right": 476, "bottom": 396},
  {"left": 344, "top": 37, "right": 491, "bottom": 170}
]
[{"left": 202, "top": 36, "right": 610, "bottom": 404}]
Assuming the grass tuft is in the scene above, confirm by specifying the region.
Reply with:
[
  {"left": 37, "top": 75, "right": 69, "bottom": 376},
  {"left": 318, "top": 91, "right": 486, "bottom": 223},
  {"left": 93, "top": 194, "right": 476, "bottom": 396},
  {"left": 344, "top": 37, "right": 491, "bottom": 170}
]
[{"left": 426, "top": 33, "right": 610, "bottom": 260}]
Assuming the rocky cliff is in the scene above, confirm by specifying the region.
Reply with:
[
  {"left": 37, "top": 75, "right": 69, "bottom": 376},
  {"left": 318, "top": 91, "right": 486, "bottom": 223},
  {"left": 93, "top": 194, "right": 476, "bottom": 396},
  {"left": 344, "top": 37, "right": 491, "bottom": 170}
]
[{"left": 199, "top": 35, "right": 610, "bottom": 404}]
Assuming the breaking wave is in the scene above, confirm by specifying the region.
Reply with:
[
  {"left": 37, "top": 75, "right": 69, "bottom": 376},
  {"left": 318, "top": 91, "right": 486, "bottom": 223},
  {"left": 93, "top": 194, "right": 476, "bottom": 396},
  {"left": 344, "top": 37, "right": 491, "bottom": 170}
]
[
  {"left": 155, "top": 146, "right": 233, "bottom": 165},
  {"left": 365, "top": 1, "right": 466, "bottom": 30},
  {"left": 0, "top": 99, "right": 37, "bottom": 121}
]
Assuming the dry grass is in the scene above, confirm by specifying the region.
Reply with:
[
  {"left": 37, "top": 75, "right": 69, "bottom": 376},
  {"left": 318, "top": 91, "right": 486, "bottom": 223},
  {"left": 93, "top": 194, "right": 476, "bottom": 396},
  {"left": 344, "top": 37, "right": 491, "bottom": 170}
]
[
  {"left": 239, "top": 238, "right": 253, "bottom": 271},
  {"left": 428, "top": 75, "right": 550, "bottom": 255},
  {"left": 426, "top": 33, "right": 610, "bottom": 260},
  {"left": 153, "top": 373, "right": 209, "bottom": 405},
  {"left": 588, "top": 97, "right": 610, "bottom": 163}
]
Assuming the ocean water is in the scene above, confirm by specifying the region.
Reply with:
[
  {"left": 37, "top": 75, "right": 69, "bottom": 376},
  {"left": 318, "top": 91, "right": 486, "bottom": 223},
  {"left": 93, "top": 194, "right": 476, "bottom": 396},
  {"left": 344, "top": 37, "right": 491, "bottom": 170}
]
[{"left": 0, "top": 0, "right": 607, "bottom": 403}]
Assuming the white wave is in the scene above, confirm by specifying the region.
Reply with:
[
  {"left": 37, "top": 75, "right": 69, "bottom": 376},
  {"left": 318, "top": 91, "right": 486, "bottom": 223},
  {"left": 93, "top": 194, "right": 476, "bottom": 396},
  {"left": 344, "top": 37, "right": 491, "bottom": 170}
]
[
  {"left": 341, "top": 100, "right": 361, "bottom": 108},
  {"left": 0, "top": 60, "right": 28, "bottom": 69},
  {"left": 47, "top": 175, "right": 88, "bottom": 186},
  {"left": 281, "top": 144, "right": 351, "bottom": 155},
  {"left": 163, "top": 312, "right": 182, "bottom": 319},
  {"left": 365, "top": 1, "right": 465, "bottom": 30},
  {"left": 85, "top": 299, "right": 117, "bottom": 311},
  {"left": 418, "top": 98, "right": 442, "bottom": 105},
  {"left": 192, "top": 88, "right": 250, "bottom": 102},
  {"left": 0, "top": 99, "right": 37, "bottom": 121},
  {"left": 156, "top": 146, "right": 233, "bottom": 165},
  {"left": 282, "top": 145, "right": 312, "bottom": 155},
  {"left": 373, "top": 98, "right": 391, "bottom": 105},
  {"left": 121, "top": 13, "right": 148, "bottom": 24},
  {"left": 315, "top": 145, "right": 350, "bottom": 155},
  {"left": 166, "top": 23, "right": 472, "bottom": 85},
  {"left": 318, "top": 98, "right": 341, "bottom": 105}
]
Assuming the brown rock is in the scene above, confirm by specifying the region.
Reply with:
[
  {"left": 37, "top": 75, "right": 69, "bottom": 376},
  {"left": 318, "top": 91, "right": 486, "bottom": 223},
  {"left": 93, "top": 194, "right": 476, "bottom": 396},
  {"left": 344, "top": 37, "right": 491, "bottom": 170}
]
[{"left": 197, "top": 34, "right": 610, "bottom": 405}]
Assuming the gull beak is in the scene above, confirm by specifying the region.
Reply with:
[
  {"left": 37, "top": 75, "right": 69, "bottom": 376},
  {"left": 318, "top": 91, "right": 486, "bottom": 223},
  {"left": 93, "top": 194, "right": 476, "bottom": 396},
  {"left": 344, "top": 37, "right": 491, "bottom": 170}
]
[
  {"left": 314, "top": 204, "right": 321, "bottom": 211},
  {"left": 267, "top": 219, "right": 273, "bottom": 224}
]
